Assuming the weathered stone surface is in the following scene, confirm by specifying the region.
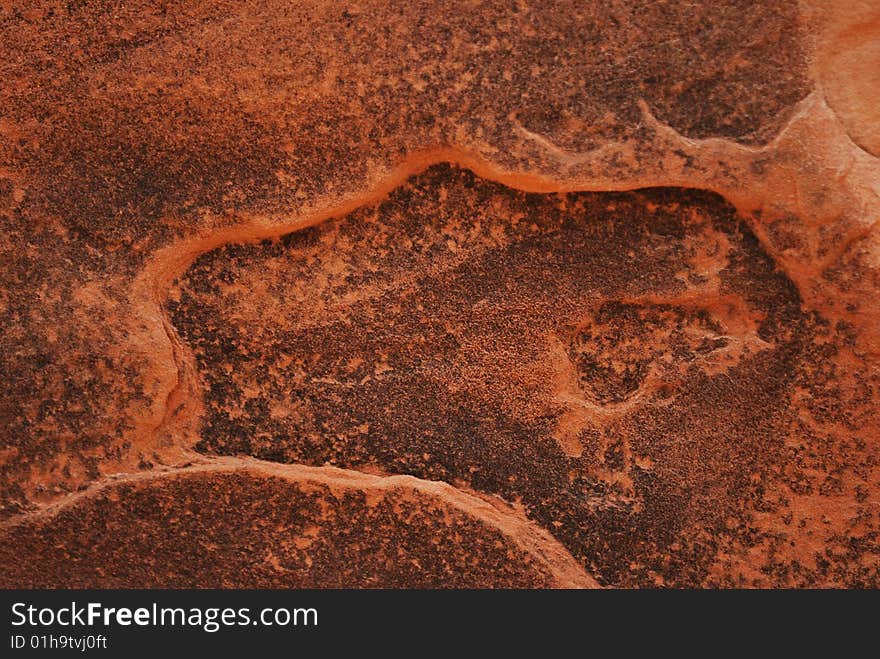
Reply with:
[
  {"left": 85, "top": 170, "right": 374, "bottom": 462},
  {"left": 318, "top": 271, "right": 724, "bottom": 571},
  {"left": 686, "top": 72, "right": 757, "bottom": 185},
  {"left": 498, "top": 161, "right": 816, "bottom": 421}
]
[
  {"left": 0, "top": 464, "right": 578, "bottom": 588},
  {"left": 165, "top": 168, "right": 875, "bottom": 587},
  {"left": 0, "top": 1, "right": 877, "bottom": 587}
]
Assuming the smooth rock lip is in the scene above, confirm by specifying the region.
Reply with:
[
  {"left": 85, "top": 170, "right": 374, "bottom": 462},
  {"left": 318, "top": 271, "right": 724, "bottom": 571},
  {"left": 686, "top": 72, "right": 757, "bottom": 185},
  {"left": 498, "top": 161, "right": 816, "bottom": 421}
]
[{"left": 0, "top": 459, "right": 597, "bottom": 589}]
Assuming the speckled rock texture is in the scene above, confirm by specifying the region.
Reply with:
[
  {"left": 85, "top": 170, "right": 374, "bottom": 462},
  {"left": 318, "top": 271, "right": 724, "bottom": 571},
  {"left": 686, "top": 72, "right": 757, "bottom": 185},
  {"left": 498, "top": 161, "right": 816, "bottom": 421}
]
[{"left": 1, "top": 1, "right": 878, "bottom": 588}]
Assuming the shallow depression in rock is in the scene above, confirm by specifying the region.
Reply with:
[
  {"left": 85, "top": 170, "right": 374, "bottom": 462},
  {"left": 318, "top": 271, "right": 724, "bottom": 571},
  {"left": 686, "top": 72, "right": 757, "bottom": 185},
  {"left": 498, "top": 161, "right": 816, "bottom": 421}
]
[{"left": 168, "top": 164, "right": 827, "bottom": 586}]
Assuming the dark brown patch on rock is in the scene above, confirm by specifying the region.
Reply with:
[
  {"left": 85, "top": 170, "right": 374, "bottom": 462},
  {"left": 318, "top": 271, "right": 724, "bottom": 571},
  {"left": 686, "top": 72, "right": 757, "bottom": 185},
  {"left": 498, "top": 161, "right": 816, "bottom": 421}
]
[
  {"left": 0, "top": 0, "right": 814, "bottom": 517},
  {"left": 2, "top": 1, "right": 876, "bottom": 589},
  {"left": 166, "top": 165, "right": 877, "bottom": 587},
  {"left": 0, "top": 469, "right": 555, "bottom": 588}
]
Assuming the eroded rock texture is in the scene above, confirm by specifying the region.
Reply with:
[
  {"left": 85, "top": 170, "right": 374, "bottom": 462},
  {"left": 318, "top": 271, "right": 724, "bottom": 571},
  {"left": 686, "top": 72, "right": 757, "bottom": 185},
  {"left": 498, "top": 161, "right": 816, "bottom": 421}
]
[
  {"left": 0, "top": 466, "right": 569, "bottom": 588},
  {"left": 164, "top": 168, "right": 873, "bottom": 586},
  {"left": 1, "top": 0, "right": 878, "bottom": 587}
]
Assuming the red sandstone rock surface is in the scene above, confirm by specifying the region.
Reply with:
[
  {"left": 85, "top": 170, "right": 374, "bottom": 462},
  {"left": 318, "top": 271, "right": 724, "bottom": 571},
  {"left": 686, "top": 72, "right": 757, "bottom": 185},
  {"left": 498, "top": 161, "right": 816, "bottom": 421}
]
[{"left": 1, "top": 1, "right": 878, "bottom": 587}]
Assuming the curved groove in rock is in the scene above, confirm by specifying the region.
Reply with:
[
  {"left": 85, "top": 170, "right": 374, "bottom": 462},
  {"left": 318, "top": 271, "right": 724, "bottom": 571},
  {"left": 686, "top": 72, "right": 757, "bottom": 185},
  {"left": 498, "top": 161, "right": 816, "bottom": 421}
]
[
  {"left": 6, "top": 87, "right": 877, "bottom": 586},
  {"left": 0, "top": 455, "right": 599, "bottom": 589},
  {"left": 2, "top": 2, "right": 877, "bottom": 588},
  {"left": 132, "top": 92, "right": 879, "bottom": 460},
  {"left": 97, "top": 94, "right": 874, "bottom": 586}
]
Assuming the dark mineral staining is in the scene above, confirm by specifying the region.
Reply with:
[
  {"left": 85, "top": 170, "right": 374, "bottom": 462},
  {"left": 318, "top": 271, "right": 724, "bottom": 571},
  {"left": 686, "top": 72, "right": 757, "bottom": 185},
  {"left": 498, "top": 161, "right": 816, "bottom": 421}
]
[
  {"left": 170, "top": 164, "right": 824, "bottom": 586},
  {"left": 566, "top": 303, "right": 730, "bottom": 404},
  {"left": 0, "top": 0, "right": 812, "bottom": 517},
  {"left": 0, "top": 470, "right": 555, "bottom": 588}
]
